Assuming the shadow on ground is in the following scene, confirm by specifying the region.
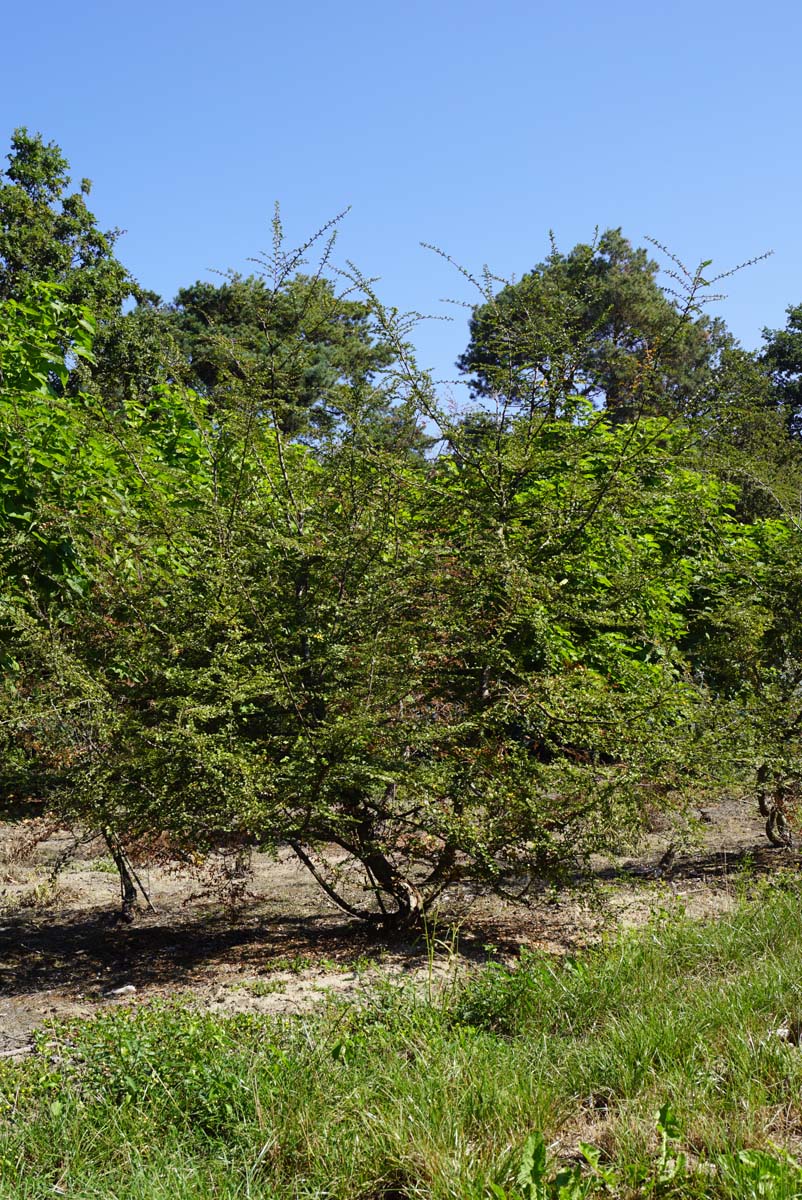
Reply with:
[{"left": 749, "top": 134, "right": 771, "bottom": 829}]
[
  {"left": 601, "top": 842, "right": 799, "bottom": 884},
  {"left": 2, "top": 839, "right": 797, "bottom": 1002},
  {"left": 0, "top": 909, "right": 384, "bottom": 999}
]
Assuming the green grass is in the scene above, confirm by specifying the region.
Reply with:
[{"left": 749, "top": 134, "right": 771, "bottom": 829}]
[{"left": 4, "top": 880, "right": 802, "bottom": 1197}]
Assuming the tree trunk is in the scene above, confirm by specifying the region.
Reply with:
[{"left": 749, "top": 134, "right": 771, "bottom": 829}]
[
  {"left": 290, "top": 836, "right": 423, "bottom": 932},
  {"left": 359, "top": 845, "right": 423, "bottom": 931},
  {"left": 104, "top": 829, "right": 138, "bottom": 923}
]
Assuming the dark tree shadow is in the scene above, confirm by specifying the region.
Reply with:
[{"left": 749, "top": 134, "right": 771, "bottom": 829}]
[
  {"left": 597, "top": 842, "right": 799, "bottom": 885},
  {"left": 1, "top": 839, "right": 798, "bottom": 999},
  {"left": 0, "top": 902, "right": 521, "bottom": 999},
  {"left": 0, "top": 909, "right": 368, "bottom": 998}
]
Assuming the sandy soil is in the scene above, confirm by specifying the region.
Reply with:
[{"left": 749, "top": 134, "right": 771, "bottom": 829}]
[{"left": 1, "top": 795, "right": 798, "bottom": 1057}]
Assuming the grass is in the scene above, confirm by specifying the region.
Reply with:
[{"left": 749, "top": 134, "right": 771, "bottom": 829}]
[{"left": 4, "top": 880, "right": 802, "bottom": 1197}]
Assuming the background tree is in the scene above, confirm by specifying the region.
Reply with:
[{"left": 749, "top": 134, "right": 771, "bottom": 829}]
[
  {"left": 457, "top": 229, "right": 731, "bottom": 423},
  {"left": 0, "top": 132, "right": 418, "bottom": 435},
  {"left": 762, "top": 303, "right": 802, "bottom": 438},
  {"left": 0, "top": 129, "right": 135, "bottom": 313},
  {"left": 166, "top": 271, "right": 398, "bottom": 438},
  {"left": 0, "top": 128, "right": 178, "bottom": 409}
]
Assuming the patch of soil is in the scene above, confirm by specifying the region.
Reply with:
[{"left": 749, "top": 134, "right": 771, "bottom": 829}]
[{"left": 0, "top": 794, "right": 798, "bottom": 1056}]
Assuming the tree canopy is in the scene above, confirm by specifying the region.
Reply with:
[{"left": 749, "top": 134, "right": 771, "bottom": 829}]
[
  {"left": 457, "top": 228, "right": 732, "bottom": 423},
  {"left": 762, "top": 303, "right": 802, "bottom": 438},
  {"left": 167, "top": 271, "right": 398, "bottom": 437},
  {"left": 0, "top": 128, "right": 135, "bottom": 313},
  {"left": 2, "top": 130, "right": 802, "bottom": 927}
]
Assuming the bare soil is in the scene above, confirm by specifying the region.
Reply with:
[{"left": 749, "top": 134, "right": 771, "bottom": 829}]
[{"left": 1, "top": 795, "right": 798, "bottom": 1057}]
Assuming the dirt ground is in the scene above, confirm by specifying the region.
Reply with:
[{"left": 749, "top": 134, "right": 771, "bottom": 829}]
[{"left": 1, "top": 795, "right": 798, "bottom": 1058}]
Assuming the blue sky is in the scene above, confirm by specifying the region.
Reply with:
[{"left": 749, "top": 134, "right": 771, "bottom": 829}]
[{"left": 2, "top": 0, "right": 800, "bottom": 391}]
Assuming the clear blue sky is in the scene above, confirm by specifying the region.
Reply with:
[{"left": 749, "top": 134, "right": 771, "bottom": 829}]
[{"left": 2, "top": 0, "right": 801, "bottom": 390}]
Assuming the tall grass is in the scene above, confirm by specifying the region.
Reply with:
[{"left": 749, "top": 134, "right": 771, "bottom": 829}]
[{"left": 4, "top": 880, "right": 802, "bottom": 1197}]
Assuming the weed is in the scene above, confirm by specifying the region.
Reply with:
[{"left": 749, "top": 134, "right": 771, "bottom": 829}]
[
  {"left": 236, "top": 978, "right": 284, "bottom": 997},
  {"left": 88, "top": 856, "right": 118, "bottom": 873},
  {"left": 258, "top": 953, "right": 314, "bottom": 975},
  {"left": 18, "top": 878, "right": 64, "bottom": 909}
]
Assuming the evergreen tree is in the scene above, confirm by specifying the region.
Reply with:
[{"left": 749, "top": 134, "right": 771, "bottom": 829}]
[
  {"left": 762, "top": 302, "right": 802, "bottom": 438},
  {"left": 167, "top": 272, "right": 398, "bottom": 437},
  {"left": 458, "top": 229, "right": 731, "bottom": 423}
]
